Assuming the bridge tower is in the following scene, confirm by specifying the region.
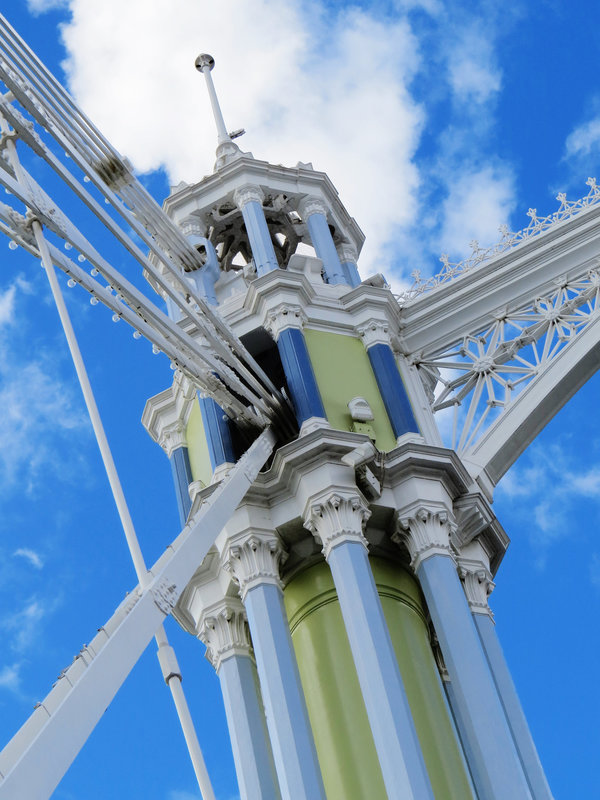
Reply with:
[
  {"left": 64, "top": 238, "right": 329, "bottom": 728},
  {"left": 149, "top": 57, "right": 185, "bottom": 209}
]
[{"left": 142, "top": 56, "right": 551, "bottom": 800}]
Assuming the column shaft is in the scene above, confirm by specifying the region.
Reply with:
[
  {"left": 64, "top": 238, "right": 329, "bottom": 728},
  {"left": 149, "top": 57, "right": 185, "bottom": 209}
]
[
  {"left": 239, "top": 200, "right": 279, "bottom": 275},
  {"left": 219, "top": 654, "right": 281, "bottom": 800},
  {"left": 417, "top": 554, "right": 532, "bottom": 800},
  {"left": 243, "top": 582, "right": 326, "bottom": 800},
  {"left": 475, "top": 614, "right": 553, "bottom": 800},
  {"left": 169, "top": 445, "right": 193, "bottom": 524},
  {"left": 199, "top": 395, "right": 235, "bottom": 470},
  {"left": 305, "top": 211, "right": 345, "bottom": 284},
  {"left": 327, "top": 540, "right": 433, "bottom": 800},
  {"left": 366, "top": 343, "right": 419, "bottom": 438},
  {"left": 276, "top": 328, "right": 326, "bottom": 425}
]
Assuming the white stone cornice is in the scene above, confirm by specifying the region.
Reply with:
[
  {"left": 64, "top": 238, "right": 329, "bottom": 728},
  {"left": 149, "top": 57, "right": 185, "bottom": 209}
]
[
  {"left": 222, "top": 532, "right": 286, "bottom": 601},
  {"left": 298, "top": 195, "right": 328, "bottom": 220},
  {"left": 392, "top": 502, "right": 455, "bottom": 572},
  {"left": 198, "top": 598, "right": 254, "bottom": 671},
  {"left": 356, "top": 318, "right": 391, "bottom": 349},
  {"left": 263, "top": 302, "right": 307, "bottom": 340},
  {"left": 457, "top": 558, "right": 495, "bottom": 618},
  {"left": 336, "top": 242, "right": 358, "bottom": 264},
  {"left": 233, "top": 183, "right": 265, "bottom": 209},
  {"left": 303, "top": 489, "right": 371, "bottom": 560}
]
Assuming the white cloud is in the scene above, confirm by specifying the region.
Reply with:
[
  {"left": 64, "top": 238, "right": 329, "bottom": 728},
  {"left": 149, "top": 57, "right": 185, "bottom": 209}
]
[
  {"left": 447, "top": 27, "right": 502, "bottom": 105},
  {"left": 0, "top": 598, "right": 46, "bottom": 653},
  {"left": 13, "top": 548, "right": 44, "bottom": 570},
  {"left": 590, "top": 553, "right": 600, "bottom": 589},
  {"left": 52, "top": 0, "right": 425, "bottom": 274},
  {"left": 565, "top": 116, "right": 600, "bottom": 159},
  {"left": 26, "top": 0, "right": 68, "bottom": 13},
  {"left": 0, "top": 285, "right": 16, "bottom": 326},
  {"left": 437, "top": 165, "right": 516, "bottom": 257},
  {"left": 0, "top": 663, "right": 22, "bottom": 694}
]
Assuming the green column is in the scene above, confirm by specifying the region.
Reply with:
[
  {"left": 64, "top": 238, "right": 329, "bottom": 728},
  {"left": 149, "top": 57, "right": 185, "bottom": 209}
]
[{"left": 284, "top": 558, "right": 474, "bottom": 800}]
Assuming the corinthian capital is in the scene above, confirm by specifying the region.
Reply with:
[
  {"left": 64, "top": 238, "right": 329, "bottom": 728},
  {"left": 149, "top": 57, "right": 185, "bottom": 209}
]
[
  {"left": 233, "top": 183, "right": 265, "bottom": 209},
  {"left": 298, "top": 195, "right": 328, "bottom": 220},
  {"left": 392, "top": 503, "right": 455, "bottom": 572},
  {"left": 457, "top": 558, "right": 495, "bottom": 618},
  {"left": 304, "top": 489, "right": 371, "bottom": 560},
  {"left": 263, "top": 302, "right": 307, "bottom": 341},
  {"left": 356, "top": 319, "right": 391, "bottom": 349},
  {"left": 198, "top": 598, "right": 253, "bottom": 672},
  {"left": 158, "top": 420, "right": 187, "bottom": 456},
  {"left": 222, "top": 532, "right": 286, "bottom": 600}
]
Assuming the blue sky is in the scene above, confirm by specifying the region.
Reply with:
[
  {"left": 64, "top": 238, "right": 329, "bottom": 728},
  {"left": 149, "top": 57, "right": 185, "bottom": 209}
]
[{"left": 0, "top": 1, "right": 599, "bottom": 798}]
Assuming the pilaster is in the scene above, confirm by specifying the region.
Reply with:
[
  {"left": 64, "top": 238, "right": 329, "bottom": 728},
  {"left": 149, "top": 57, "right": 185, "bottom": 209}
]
[{"left": 458, "top": 558, "right": 495, "bottom": 619}]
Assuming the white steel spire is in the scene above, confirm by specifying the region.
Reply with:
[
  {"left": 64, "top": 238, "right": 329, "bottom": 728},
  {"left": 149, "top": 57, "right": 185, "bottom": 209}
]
[{"left": 195, "top": 53, "right": 244, "bottom": 169}]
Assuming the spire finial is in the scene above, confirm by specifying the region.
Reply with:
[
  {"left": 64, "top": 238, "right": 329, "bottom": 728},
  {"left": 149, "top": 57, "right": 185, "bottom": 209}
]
[{"left": 195, "top": 53, "right": 242, "bottom": 170}]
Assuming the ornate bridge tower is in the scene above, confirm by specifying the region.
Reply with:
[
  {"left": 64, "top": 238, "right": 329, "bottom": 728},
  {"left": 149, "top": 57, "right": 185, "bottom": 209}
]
[{"left": 142, "top": 56, "right": 552, "bottom": 800}]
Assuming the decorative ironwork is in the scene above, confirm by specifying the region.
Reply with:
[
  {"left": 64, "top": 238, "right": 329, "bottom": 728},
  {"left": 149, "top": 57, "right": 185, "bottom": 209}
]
[
  {"left": 399, "top": 178, "right": 600, "bottom": 301},
  {"left": 413, "top": 270, "right": 600, "bottom": 453}
]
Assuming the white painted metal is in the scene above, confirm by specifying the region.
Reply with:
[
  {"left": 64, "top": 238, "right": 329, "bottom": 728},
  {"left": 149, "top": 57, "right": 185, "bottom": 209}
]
[{"left": 0, "top": 428, "right": 276, "bottom": 800}]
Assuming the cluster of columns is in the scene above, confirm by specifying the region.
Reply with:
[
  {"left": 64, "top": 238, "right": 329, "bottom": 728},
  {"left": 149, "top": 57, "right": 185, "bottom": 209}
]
[
  {"left": 171, "top": 185, "right": 362, "bottom": 314},
  {"left": 187, "top": 469, "right": 551, "bottom": 800}
]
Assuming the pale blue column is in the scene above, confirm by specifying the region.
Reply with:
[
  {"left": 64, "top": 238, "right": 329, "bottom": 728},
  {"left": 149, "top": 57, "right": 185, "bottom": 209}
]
[
  {"left": 243, "top": 583, "right": 326, "bottom": 800},
  {"left": 234, "top": 185, "right": 279, "bottom": 275},
  {"left": 336, "top": 243, "right": 361, "bottom": 287},
  {"left": 299, "top": 196, "right": 346, "bottom": 285},
  {"left": 417, "top": 554, "right": 532, "bottom": 800},
  {"left": 327, "top": 540, "right": 434, "bottom": 799},
  {"left": 219, "top": 654, "right": 281, "bottom": 800},
  {"left": 305, "top": 494, "right": 433, "bottom": 799},
  {"left": 475, "top": 614, "right": 553, "bottom": 800}
]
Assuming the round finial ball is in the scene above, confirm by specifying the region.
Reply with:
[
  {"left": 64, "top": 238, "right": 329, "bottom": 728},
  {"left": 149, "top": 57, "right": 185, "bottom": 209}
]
[{"left": 195, "top": 53, "right": 215, "bottom": 72}]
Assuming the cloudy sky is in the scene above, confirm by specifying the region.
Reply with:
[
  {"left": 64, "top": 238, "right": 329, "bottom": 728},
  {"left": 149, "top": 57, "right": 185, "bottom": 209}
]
[{"left": 0, "top": 1, "right": 599, "bottom": 798}]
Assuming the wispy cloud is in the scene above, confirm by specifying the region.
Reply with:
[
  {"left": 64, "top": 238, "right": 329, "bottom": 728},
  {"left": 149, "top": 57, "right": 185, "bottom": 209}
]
[
  {"left": 13, "top": 548, "right": 44, "bottom": 570},
  {"left": 497, "top": 440, "right": 600, "bottom": 571},
  {"left": 0, "top": 662, "right": 23, "bottom": 694}
]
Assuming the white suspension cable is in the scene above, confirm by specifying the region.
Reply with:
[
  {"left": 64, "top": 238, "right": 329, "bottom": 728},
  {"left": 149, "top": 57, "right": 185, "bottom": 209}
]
[{"left": 1, "top": 127, "right": 216, "bottom": 800}]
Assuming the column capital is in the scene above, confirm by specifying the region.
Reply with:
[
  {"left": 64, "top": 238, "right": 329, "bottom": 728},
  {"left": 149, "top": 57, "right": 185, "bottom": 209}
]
[
  {"left": 233, "top": 183, "right": 265, "bottom": 209},
  {"left": 298, "top": 195, "right": 328, "bottom": 220},
  {"left": 264, "top": 302, "right": 307, "bottom": 340},
  {"left": 356, "top": 319, "right": 391, "bottom": 349},
  {"left": 336, "top": 242, "right": 358, "bottom": 263},
  {"left": 303, "top": 489, "right": 371, "bottom": 560},
  {"left": 457, "top": 557, "right": 495, "bottom": 619},
  {"left": 392, "top": 502, "right": 455, "bottom": 572},
  {"left": 198, "top": 598, "right": 254, "bottom": 671},
  {"left": 158, "top": 420, "right": 187, "bottom": 457},
  {"left": 222, "top": 532, "right": 286, "bottom": 600}
]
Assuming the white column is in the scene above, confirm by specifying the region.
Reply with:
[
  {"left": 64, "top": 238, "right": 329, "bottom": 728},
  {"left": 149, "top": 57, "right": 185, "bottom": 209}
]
[
  {"left": 304, "top": 490, "right": 434, "bottom": 800},
  {"left": 199, "top": 599, "right": 281, "bottom": 800},
  {"left": 459, "top": 559, "right": 554, "bottom": 800},
  {"left": 394, "top": 504, "right": 533, "bottom": 800},
  {"left": 223, "top": 533, "right": 325, "bottom": 800}
]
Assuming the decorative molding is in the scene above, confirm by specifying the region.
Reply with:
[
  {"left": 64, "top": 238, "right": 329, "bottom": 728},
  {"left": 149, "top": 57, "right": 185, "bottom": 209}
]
[
  {"left": 233, "top": 183, "right": 265, "bottom": 210},
  {"left": 198, "top": 598, "right": 253, "bottom": 671},
  {"left": 336, "top": 242, "right": 358, "bottom": 263},
  {"left": 303, "top": 490, "right": 371, "bottom": 560},
  {"left": 223, "top": 533, "right": 286, "bottom": 600},
  {"left": 457, "top": 558, "right": 495, "bottom": 618},
  {"left": 356, "top": 319, "right": 391, "bottom": 349},
  {"left": 263, "top": 302, "right": 307, "bottom": 340},
  {"left": 393, "top": 503, "right": 455, "bottom": 572},
  {"left": 298, "top": 195, "right": 328, "bottom": 220}
]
